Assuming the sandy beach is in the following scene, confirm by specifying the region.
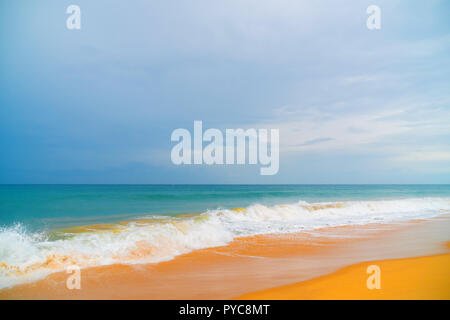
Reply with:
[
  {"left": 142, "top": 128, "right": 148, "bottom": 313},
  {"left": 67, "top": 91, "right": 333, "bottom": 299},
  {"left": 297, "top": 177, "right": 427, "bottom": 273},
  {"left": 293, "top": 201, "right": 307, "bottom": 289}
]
[
  {"left": 239, "top": 253, "right": 450, "bottom": 299},
  {"left": 1, "top": 216, "right": 449, "bottom": 300}
]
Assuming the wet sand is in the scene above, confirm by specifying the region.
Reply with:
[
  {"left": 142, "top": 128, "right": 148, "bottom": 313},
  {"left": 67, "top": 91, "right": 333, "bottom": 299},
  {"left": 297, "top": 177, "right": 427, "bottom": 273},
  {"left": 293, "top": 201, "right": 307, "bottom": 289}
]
[{"left": 0, "top": 217, "right": 449, "bottom": 299}]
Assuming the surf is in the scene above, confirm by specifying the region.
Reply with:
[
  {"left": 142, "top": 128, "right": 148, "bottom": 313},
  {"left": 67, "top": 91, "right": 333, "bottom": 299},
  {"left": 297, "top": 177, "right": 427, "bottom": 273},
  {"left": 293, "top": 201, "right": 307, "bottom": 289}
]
[{"left": 0, "top": 197, "right": 449, "bottom": 289}]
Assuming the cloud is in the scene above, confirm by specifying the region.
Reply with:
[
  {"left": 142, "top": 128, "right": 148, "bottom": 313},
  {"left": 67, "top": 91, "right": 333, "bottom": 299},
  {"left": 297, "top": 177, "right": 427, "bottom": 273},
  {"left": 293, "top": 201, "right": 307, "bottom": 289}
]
[
  {"left": 1, "top": 0, "right": 449, "bottom": 183},
  {"left": 392, "top": 151, "right": 450, "bottom": 163},
  {"left": 296, "top": 138, "right": 334, "bottom": 147}
]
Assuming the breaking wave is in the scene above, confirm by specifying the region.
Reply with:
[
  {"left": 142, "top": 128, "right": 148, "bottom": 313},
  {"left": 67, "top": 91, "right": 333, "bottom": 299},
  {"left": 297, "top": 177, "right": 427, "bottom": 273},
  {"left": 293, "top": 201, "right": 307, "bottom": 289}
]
[{"left": 0, "top": 197, "right": 449, "bottom": 289}]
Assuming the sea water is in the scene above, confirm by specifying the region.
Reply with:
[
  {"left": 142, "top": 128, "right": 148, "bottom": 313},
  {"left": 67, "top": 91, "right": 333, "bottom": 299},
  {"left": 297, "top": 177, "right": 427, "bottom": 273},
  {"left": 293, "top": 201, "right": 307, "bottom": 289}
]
[{"left": 0, "top": 184, "right": 449, "bottom": 288}]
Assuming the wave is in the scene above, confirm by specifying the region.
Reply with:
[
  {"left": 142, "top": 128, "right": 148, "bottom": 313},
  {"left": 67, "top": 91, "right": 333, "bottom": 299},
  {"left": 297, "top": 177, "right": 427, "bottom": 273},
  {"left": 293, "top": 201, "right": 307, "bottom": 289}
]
[{"left": 0, "top": 197, "right": 449, "bottom": 289}]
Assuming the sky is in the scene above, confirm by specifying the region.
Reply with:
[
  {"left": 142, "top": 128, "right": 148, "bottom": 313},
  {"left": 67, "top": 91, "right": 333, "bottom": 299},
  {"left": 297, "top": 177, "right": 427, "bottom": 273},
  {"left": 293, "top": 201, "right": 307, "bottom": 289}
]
[{"left": 1, "top": 0, "right": 449, "bottom": 184}]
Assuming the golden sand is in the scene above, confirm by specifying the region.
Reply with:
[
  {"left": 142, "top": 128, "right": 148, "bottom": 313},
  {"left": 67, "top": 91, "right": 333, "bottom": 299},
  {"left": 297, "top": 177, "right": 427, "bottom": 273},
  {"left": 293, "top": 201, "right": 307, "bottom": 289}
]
[{"left": 238, "top": 253, "right": 450, "bottom": 300}]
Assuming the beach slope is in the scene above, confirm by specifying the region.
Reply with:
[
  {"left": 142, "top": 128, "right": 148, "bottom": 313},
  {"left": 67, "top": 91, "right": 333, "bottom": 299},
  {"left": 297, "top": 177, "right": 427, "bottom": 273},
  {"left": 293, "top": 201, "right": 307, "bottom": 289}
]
[{"left": 238, "top": 253, "right": 450, "bottom": 300}]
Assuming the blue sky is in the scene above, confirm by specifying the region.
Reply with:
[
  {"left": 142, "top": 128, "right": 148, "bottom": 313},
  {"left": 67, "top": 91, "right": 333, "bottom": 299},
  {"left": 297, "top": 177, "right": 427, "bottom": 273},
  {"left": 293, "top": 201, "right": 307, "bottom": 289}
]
[{"left": 1, "top": 0, "right": 449, "bottom": 183}]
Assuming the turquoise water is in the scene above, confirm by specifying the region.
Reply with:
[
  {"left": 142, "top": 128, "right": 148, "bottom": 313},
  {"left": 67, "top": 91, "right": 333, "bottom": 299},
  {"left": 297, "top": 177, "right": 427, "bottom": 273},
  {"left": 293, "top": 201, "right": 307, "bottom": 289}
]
[
  {"left": 1, "top": 184, "right": 450, "bottom": 288},
  {"left": 1, "top": 184, "right": 450, "bottom": 231}
]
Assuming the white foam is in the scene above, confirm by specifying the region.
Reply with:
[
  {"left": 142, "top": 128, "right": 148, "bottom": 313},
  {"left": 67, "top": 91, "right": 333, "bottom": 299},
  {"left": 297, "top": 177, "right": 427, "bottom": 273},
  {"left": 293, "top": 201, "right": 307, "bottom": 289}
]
[{"left": 0, "top": 197, "right": 449, "bottom": 289}]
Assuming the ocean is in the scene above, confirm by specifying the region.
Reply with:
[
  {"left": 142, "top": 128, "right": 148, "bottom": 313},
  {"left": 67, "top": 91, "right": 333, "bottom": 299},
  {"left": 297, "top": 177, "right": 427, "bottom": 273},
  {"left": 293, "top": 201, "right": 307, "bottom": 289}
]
[{"left": 0, "top": 184, "right": 449, "bottom": 288}]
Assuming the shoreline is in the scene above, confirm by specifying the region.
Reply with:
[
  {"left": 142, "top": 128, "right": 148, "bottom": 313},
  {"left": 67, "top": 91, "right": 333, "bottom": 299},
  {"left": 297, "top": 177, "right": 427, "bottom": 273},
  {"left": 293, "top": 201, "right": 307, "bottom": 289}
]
[{"left": 1, "top": 217, "right": 449, "bottom": 299}]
